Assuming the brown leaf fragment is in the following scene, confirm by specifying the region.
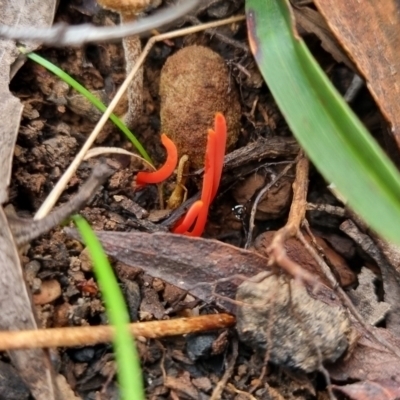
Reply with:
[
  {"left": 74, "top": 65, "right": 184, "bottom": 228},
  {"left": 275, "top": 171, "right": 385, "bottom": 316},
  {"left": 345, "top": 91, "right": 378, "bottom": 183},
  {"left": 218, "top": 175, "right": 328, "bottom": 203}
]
[
  {"left": 313, "top": 234, "right": 356, "bottom": 287},
  {"left": 313, "top": 0, "right": 400, "bottom": 148},
  {"left": 333, "top": 380, "right": 400, "bottom": 400},
  {"left": 328, "top": 326, "right": 400, "bottom": 382},
  {"left": 0, "top": 210, "right": 59, "bottom": 399},
  {"left": 340, "top": 219, "right": 400, "bottom": 335},
  {"left": 233, "top": 172, "right": 293, "bottom": 220},
  {"left": 347, "top": 268, "right": 390, "bottom": 326},
  {"left": 140, "top": 281, "right": 166, "bottom": 320},
  {"left": 66, "top": 230, "right": 270, "bottom": 312}
]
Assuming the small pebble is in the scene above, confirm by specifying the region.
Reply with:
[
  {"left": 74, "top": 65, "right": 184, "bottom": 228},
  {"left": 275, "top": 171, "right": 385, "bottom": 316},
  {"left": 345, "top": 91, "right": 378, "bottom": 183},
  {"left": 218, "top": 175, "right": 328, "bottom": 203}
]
[
  {"left": 186, "top": 333, "right": 218, "bottom": 361},
  {"left": 33, "top": 279, "right": 62, "bottom": 305}
]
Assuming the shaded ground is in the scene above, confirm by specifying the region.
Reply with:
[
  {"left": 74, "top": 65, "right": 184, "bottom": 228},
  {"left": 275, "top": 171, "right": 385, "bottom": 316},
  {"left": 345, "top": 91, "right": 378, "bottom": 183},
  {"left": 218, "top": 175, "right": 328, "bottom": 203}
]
[{"left": 6, "top": 0, "right": 387, "bottom": 399}]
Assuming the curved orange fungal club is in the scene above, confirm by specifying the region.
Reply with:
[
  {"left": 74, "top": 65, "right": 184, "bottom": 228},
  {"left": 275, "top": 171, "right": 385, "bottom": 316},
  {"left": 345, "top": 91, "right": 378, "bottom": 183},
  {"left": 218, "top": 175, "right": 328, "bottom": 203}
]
[
  {"left": 173, "top": 113, "right": 227, "bottom": 236},
  {"left": 136, "top": 134, "right": 178, "bottom": 186},
  {"left": 185, "top": 129, "right": 216, "bottom": 236}
]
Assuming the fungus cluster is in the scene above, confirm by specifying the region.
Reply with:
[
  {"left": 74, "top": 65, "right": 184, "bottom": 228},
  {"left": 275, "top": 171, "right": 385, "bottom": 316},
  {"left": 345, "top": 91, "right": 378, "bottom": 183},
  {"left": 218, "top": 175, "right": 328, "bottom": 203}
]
[{"left": 136, "top": 113, "right": 227, "bottom": 236}]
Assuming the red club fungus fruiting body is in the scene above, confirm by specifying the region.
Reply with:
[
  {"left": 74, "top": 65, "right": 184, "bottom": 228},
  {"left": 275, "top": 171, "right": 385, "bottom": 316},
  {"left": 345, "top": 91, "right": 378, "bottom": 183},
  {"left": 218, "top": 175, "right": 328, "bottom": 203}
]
[
  {"left": 159, "top": 45, "right": 241, "bottom": 170},
  {"left": 172, "top": 113, "right": 227, "bottom": 236},
  {"left": 136, "top": 134, "right": 177, "bottom": 186}
]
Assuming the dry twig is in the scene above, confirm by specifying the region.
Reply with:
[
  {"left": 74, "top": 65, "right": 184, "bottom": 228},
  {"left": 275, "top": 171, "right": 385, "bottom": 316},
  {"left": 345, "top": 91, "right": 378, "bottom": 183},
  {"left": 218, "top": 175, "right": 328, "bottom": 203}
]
[
  {"left": 0, "top": 314, "right": 235, "bottom": 351},
  {"left": 266, "top": 152, "right": 316, "bottom": 284},
  {"left": 0, "top": 0, "right": 200, "bottom": 46}
]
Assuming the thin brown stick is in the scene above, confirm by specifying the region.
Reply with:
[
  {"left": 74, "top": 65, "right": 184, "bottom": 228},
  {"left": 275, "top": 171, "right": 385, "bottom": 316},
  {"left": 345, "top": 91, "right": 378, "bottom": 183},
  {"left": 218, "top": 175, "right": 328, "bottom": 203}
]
[
  {"left": 0, "top": 314, "right": 235, "bottom": 351},
  {"left": 267, "top": 153, "right": 315, "bottom": 284},
  {"left": 306, "top": 202, "right": 346, "bottom": 217},
  {"left": 285, "top": 153, "right": 309, "bottom": 230}
]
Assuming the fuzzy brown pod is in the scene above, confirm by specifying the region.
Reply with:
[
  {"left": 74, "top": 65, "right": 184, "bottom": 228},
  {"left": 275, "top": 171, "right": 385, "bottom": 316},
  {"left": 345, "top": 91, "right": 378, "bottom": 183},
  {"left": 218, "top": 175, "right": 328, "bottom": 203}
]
[
  {"left": 159, "top": 45, "right": 241, "bottom": 169},
  {"left": 236, "top": 272, "right": 352, "bottom": 372}
]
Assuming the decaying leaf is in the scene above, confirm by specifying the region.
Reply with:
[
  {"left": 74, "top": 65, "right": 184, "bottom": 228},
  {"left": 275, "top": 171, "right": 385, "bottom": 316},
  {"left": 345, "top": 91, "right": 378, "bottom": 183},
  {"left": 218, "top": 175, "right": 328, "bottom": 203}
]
[
  {"left": 333, "top": 380, "right": 400, "bottom": 400},
  {"left": 68, "top": 226, "right": 400, "bottom": 388},
  {"left": 66, "top": 229, "right": 270, "bottom": 312},
  {"left": 328, "top": 326, "right": 400, "bottom": 382},
  {"left": 313, "top": 0, "right": 400, "bottom": 149},
  {"left": 253, "top": 230, "right": 355, "bottom": 287},
  {"left": 340, "top": 219, "right": 400, "bottom": 336},
  {"left": 347, "top": 267, "right": 390, "bottom": 326}
]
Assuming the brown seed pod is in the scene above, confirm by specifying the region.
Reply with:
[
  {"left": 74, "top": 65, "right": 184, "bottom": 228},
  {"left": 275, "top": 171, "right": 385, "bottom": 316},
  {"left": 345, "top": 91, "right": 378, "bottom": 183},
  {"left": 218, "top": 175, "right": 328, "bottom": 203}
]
[{"left": 159, "top": 45, "right": 241, "bottom": 170}]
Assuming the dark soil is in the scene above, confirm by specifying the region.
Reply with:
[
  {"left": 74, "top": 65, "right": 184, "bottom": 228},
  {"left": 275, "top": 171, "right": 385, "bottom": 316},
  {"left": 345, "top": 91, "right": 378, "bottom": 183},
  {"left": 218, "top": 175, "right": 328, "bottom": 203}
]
[{"left": 6, "top": 0, "right": 387, "bottom": 399}]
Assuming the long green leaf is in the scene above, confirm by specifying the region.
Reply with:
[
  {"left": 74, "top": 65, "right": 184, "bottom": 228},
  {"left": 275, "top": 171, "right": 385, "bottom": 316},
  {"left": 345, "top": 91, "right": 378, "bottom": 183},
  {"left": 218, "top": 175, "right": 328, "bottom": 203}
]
[
  {"left": 73, "top": 215, "right": 144, "bottom": 400},
  {"left": 245, "top": 0, "right": 400, "bottom": 243}
]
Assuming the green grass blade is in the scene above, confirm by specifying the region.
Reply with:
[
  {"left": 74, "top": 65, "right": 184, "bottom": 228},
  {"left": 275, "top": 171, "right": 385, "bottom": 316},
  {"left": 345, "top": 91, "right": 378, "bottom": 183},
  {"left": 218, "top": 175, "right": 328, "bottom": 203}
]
[
  {"left": 245, "top": 0, "right": 400, "bottom": 243},
  {"left": 24, "top": 51, "right": 153, "bottom": 165},
  {"left": 73, "top": 215, "right": 144, "bottom": 400}
]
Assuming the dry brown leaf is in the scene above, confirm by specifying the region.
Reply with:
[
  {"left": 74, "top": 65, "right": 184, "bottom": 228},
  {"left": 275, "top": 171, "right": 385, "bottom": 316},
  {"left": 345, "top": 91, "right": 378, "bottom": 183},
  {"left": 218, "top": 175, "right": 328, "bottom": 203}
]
[
  {"left": 66, "top": 229, "right": 270, "bottom": 312},
  {"left": 340, "top": 219, "right": 400, "bottom": 336},
  {"left": 70, "top": 229, "right": 400, "bottom": 388},
  {"left": 313, "top": 0, "right": 400, "bottom": 149},
  {"left": 333, "top": 380, "right": 400, "bottom": 400},
  {"left": 0, "top": 1, "right": 61, "bottom": 399},
  {"left": 328, "top": 326, "right": 400, "bottom": 382}
]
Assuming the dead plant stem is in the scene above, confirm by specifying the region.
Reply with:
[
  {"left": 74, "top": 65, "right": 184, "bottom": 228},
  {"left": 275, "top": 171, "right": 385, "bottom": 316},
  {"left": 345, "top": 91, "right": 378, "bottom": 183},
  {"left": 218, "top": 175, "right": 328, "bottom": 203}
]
[
  {"left": 0, "top": 314, "right": 235, "bottom": 351},
  {"left": 266, "top": 152, "right": 315, "bottom": 284}
]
